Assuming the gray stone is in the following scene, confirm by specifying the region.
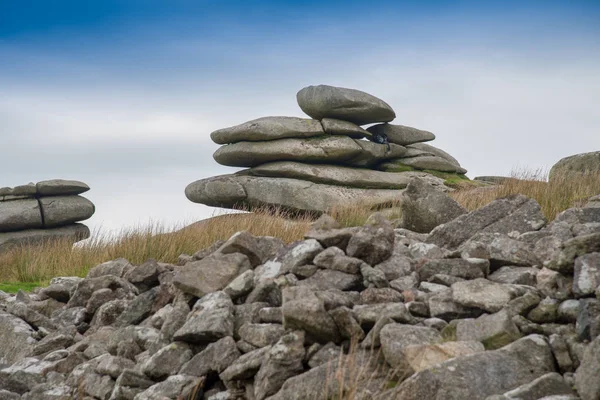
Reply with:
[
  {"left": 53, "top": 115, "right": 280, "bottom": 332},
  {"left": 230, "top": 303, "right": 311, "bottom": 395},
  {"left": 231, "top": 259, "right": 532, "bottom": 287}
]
[
  {"left": 218, "top": 231, "right": 282, "bottom": 267},
  {"left": 577, "top": 298, "right": 600, "bottom": 341},
  {"left": 179, "top": 336, "right": 241, "bottom": 376},
  {"left": 0, "top": 199, "right": 42, "bottom": 231},
  {"left": 0, "top": 224, "right": 90, "bottom": 253},
  {"left": 353, "top": 302, "right": 412, "bottom": 326},
  {"left": 219, "top": 346, "right": 271, "bottom": 381},
  {"left": 575, "top": 334, "right": 600, "bottom": 400},
  {"left": 549, "top": 233, "right": 600, "bottom": 274},
  {"left": 249, "top": 161, "right": 418, "bottom": 189},
  {"left": 375, "top": 253, "right": 415, "bottom": 280},
  {"left": 505, "top": 291, "right": 542, "bottom": 317},
  {"left": 36, "top": 179, "right": 89, "bottom": 196},
  {"left": 113, "top": 286, "right": 161, "bottom": 327},
  {"left": 315, "top": 289, "right": 360, "bottom": 310},
  {"left": 428, "top": 289, "right": 484, "bottom": 321},
  {"left": 400, "top": 178, "right": 467, "bottom": 233},
  {"left": 186, "top": 174, "right": 405, "bottom": 214},
  {"left": 380, "top": 324, "right": 441, "bottom": 369},
  {"left": 427, "top": 194, "right": 546, "bottom": 250},
  {"left": 282, "top": 286, "right": 340, "bottom": 343},
  {"left": 407, "top": 142, "right": 461, "bottom": 166},
  {"left": 346, "top": 220, "right": 395, "bottom": 266},
  {"left": 573, "top": 252, "right": 600, "bottom": 297},
  {"left": 238, "top": 323, "right": 286, "bottom": 348},
  {"left": 456, "top": 309, "right": 522, "bottom": 350},
  {"left": 321, "top": 117, "right": 370, "bottom": 138},
  {"left": 537, "top": 267, "right": 573, "bottom": 300},
  {"left": 558, "top": 299, "right": 581, "bottom": 323},
  {"left": 328, "top": 306, "right": 365, "bottom": 341},
  {"left": 382, "top": 155, "right": 467, "bottom": 174},
  {"left": 254, "top": 331, "right": 305, "bottom": 400},
  {"left": 549, "top": 151, "right": 600, "bottom": 180},
  {"left": 527, "top": 297, "right": 559, "bottom": 324},
  {"left": 39, "top": 195, "right": 95, "bottom": 227},
  {"left": 367, "top": 123, "right": 434, "bottom": 146},
  {"left": 495, "top": 372, "right": 575, "bottom": 400},
  {"left": 489, "top": 266, "right": 538, "bottom": 286},
  {"left": 549, "top": 334, "right": 574, "bottom": 373},
  {"left": 212, "top": 135, "right": 405, "bottom": 168},
  {"left": 297, "top": 84, "right": 396, "bottom": 125},
  {"left": 0, "top": 311, "right": 36, "bottom": 365},
  {"left": 141, "top": 342, "right": 192, "bottom": 380},
  {"left": 297, "top": 269, "right": 361, "bottom": 291},
  {"left": 87, "top": 258, "right": 132, "bottom": 279},
  {"left": 210, "top": 116, "right": 324, "bottom": 144},
  {"left": 173, "top": 292, "right": 234, "bottom": 344},
  {"left": 133, "top": 374, "right": 200, "bottom": 400},
  {"left": 96, "top": 355, "right": 135, "bottom": 379},
  {"left": 418, "top": 258, "right": 488, "bottom": 282},
  {"left": 360, "top": 287, "right": 403, "bottom": 304},
  {"left": 381, "top": 335, "right": 555, "bottom": 400},
  {"left": 173, "top": 253, "right": 251, "bottom": 298},
  {"left": 123, "top": 259, "right": 165, "bottom": 292},
  {"left": 452, "top": 279, "right": 519, "bottom": 313},
  {"left": 223, "top": 270, "right": 255, "bottom": 300}
]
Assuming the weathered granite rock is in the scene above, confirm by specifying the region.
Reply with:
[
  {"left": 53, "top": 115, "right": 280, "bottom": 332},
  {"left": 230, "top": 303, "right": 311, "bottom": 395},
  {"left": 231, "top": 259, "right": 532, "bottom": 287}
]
[
  {"left": 173, "top": 253, "right": 251, "bottom": 298},
  {"left": 321, "top": 118, "right": 370, "bottom": 138},
  {"left": 575, "top": 334, "right": 600, "bottom": 400},
  {"left": 248, "top": 161, "right": 423, "bottom": 189},
  {"left": 210, "top": 116, "right": 325, "bottom": 144},
  {"left": 282, "top": 286, "right": 340, "bottom": 343},
  {"left": 456, "top": 309, "right": 522, "bottom": 349},
  {"left": 407, "top": 142, "right": 461, "bottom": 166},
  {"left": 367, "top": 123, "right": 434, "bottom": 146},
  {"left": 0, "top": 199, "right": 43, "bottom": 232},
  {"left": 297, "top": 84, "right": 396, "bottom": 125},
  {"left": 39, "top": 195, "right": 95, "bottom": 228},
  {"left": 400, "top": 178, "right": 468, "bottom": 233},
  {"left": 213, "top": 135, "right": 406, "bottom": 168},
  {"left": 173, "top": 292, "right": 234, "bottom": 344},
  {"left": 452, "top": 279, "right": 519, "bottom": 313},
  {"left": 573, "top": 253, "right": 600, "bottom": 297},
  {"left": 379, "top": 335, "right": 555, "bottom": 400},
  {"left": 36, "top": 179, "right": 90, "bottom": 196},
  {"left": 186, "top": 174, "right": 404, "bottom": 214},
  {"left": 381, "top": 155, "right": 467, "bottom": 174},
  {"left": 427, "top": 195, "right": 547, "bottom": 250},
  {"left": 379, "top": 324, "right": 441, "bottom": 369},
  {"left": 0, "top": 224, "right": 90, "bottom": 253},
  {"left": 549, "top": 151, "right": 600, "bottom": 180}
]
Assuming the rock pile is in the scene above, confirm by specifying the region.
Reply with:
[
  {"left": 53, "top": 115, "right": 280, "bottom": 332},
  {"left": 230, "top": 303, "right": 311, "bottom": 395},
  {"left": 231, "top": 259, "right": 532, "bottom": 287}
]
[
  {"left": 0, "top": 180, "right": 95, "bottom": 252},
  {"left": 1, "top": 191, "right": 599, "bottom": 400},
  {"left": 186, "top": 85, "right": 467, "bottom": 214}
]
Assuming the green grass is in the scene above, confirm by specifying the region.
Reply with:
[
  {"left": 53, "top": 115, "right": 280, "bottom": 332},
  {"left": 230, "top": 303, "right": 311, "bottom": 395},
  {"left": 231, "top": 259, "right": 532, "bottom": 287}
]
[{"left": 0, "top": 281, "right": 41, "bottom": 293}]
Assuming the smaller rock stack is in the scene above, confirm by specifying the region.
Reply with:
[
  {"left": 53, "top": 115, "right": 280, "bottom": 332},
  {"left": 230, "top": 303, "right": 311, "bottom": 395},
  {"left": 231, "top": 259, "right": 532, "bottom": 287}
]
[
  {"left": 0, "top": 180, "right": 95, "bottom": 252},
  {"left": 186, "top": 85, "right": 467, "bottom": 214}
]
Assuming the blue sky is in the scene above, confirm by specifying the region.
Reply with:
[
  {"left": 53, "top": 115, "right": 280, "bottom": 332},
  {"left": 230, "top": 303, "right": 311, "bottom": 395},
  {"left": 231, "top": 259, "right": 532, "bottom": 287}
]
[{"left": 1, "top": 0, "right": 600, "bottom": 233}]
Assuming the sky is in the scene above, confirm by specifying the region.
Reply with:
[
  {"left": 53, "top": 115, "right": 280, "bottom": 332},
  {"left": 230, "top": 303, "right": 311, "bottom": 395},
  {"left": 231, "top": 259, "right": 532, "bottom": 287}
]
[{"left": 1, "top": 0, "right": 600, "bottom": 234}]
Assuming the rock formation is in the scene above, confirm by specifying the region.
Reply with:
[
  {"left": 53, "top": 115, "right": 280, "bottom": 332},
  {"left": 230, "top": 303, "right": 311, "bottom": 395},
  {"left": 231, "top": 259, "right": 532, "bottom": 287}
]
[
  {"left": 550, "top": 151, "right": 600, "bottom": 181},
  {"left": 1, "top": 193, "right": 599, "bottom": 399},
  {"left": 186, "top": 85, "right": 467, "bottom": 214},
  {"left": 0, "top": 179, "right": 95, "bottom": 252}
]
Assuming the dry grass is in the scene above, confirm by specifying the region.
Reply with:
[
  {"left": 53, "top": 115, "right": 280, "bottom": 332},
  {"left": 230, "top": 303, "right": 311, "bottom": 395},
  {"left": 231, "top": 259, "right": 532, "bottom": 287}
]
[
  {"left": 1, "top": 169, "right": 598, "bottom": 288},
  {"left": 452, "top": 169, "right": 600, "bottom": 220}
]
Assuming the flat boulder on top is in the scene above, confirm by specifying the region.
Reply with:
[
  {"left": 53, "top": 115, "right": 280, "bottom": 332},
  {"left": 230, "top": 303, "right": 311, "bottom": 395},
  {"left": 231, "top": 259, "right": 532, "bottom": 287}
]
[
  {"left": 39, "top": 195, "right": 95, "bottom": 227},
  {"left": 367, "top": 123, "right": 435, "bottom": 146},
  {"left": 213, "top": 135, "right": 406, "bottom": 168},
  {"left": 248, "top": 161, "right": 420, "bottom": 189},
  {"left": 379, "top": 335, "right": 555, "bottom": 400},
  {"left": 297, "top": 84, "right": 396, "bottom": 125},
  {"left": 380, "top": 156, "right": 467, "bottom": 174},
  {"left": 36, "top": 179, "right": 90, "bottom": 196},
  {"left": 185, "top": 174, "right": 404, "bottom": 214},
  {"left": 210, "top": 116, "right": 324, "bottom": 144}
]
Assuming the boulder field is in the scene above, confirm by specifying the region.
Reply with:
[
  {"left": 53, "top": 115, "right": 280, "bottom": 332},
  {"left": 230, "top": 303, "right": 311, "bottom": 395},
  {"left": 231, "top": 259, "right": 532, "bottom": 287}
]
[
  {"left": 186, "top": 85, "right": 468, "bottom": 214},
  {"left": 0, "top": 179, "right": 95, "bottom": 253},
  {"left": 1, "top": 191, "right": 599, "bottom": 399}
]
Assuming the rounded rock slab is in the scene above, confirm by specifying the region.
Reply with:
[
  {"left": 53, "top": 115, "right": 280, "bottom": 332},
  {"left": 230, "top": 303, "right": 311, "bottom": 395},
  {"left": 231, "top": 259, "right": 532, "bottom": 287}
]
[
  {"left": 367, "top": 123, "right": 435, "bottom": 146},
  {"left": 210, "top": 116, "right": 324, "bottom": 144},
  {"left": 549, "top": 151, "right": 600, "bottom": 181},
  {"left": 0, "top": 199, "right": 43, "bottom": 232},
  {"left": 380, "top": 156, "right": 468, "bottom": 174},
  {"left": 213, "top": 135, "right": 406, "bottom": 168},
  {"left": 36, "top": 179, "right": 90, "bottom": 196},
  {"left": 296, "top": 85, "right": 396, "bottom": 125},
  {"left": 0, "top": 224, "right": 90, "bottom": 253},
  {"left": 248, "top": 161, "right": 439, "bottom": 190},
  {"left": 185, "top": 174, "right": 404, "bottom": 214},
  {"left": 39, "top": 195, "right": 95, "bottom": 227},
  {"left": 407, "top": 142, "right": 461, "bottom": 167}
]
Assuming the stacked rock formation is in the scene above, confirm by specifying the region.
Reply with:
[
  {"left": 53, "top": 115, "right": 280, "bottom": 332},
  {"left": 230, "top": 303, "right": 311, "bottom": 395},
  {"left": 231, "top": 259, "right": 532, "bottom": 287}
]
[
  {"left": 549, "top": 151, "right": 600, "bottom": 181},
  {"left": 0, "top": 179, "right": 95, "bottom": 252},
  {"left": 186, "top": 85, "right": 467, "bottom": 214},
  {"left": 1, "top": 193, "right": 599, "bottom": 399}
]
